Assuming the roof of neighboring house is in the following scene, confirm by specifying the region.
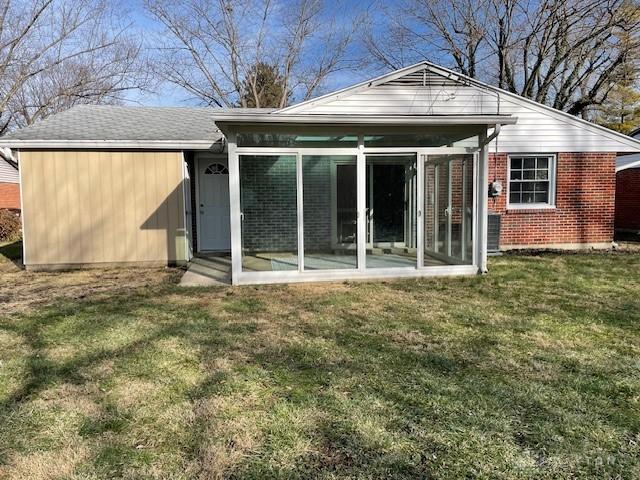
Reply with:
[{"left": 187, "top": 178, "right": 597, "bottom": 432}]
[
  {"left": 631, "top": 127, "right": 640, "bottom": 139},
  {"left": 0, "top": 105, "right": 273, "bottom": 150},
  {"left": 617, "top": 153, "right": 640, "bottom": 171}
]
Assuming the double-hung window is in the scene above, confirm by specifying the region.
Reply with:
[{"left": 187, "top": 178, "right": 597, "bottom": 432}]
[{"left": 508, "top": 155, "right": 556, "bottom": 208}]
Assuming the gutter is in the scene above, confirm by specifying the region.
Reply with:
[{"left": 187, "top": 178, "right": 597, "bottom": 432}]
[
  {"left": 481, "top": 124, "right": 501, "bottom": 146},
  {"left": 0, "top": 139, "right": 223, "bottom": 150},
  {"left": 213, "top": 113, "right": 518, "bottom": 126}
]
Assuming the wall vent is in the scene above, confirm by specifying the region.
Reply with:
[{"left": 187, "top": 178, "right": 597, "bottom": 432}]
[{"left": 381, "top": 69, "right": 460, "bottom": 88}]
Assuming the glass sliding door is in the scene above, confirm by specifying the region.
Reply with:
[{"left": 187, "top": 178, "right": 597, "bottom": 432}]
[
  {"left": 302, "top": 155, "right": 357, "bottom": 270},
  {"left": 365, "top": 154, "right": 417, "bottom": 269},
  {"left": 423, "top": 154, "right": 474, "bottom": 266},
  {"left": 240, "top": 155, "right": 298, "bottom": 271}
]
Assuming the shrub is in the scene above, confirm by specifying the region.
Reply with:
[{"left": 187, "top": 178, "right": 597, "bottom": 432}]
[{"left": 0, "top": 209, "right": 21, "bottom": 242}]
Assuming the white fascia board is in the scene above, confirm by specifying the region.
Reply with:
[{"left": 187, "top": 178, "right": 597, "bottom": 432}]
[
  {"left": 213, "top": 113, "right": 517, "bottom": 126},
  {"left": 0, "top": 139, "right": 222, "bottom": 150}
]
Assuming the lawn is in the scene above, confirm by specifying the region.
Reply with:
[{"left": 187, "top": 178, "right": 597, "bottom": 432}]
[{"left": 1, "top": 247, "right": 639, "bottom": 479}]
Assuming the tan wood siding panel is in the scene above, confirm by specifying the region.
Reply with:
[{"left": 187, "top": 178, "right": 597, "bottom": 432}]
[{"left": 20, "top": 150, "right": 187, "bottom": 266}]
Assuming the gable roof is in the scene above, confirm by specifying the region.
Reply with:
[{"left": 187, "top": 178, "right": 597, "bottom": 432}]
[
  {"left": 2, "top": 62, "right": 639, "bottom": 153},
  {"left": 0, "top": 105, "right": 271, "bottom": 150},
  {"left": 279, "top": 62, "right": 640, "bottom": 153}
]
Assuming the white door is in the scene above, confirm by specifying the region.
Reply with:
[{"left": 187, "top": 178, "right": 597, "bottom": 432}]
[{"left": 198, "top": 160, "right": 231, "bottom": 251}]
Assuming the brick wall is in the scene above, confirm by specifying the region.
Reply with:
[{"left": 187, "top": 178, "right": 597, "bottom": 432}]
[
  {"left": 488, "top": 152, "right": 615, "bottom": 248},
  {"left": 615, "top": 168, "right": 640, "bottom": 231},
  {"left": 239, "top": 156, "right": 334, "bottom": 253},
  {"left": 0, "top": 182, "right": 20, "bottom": 210},
  {"left": 240, "top": 156, "right": 299, "bottom": 252},
  {"left": 302, "top": 158, "right": 332, "bottom": 251}
]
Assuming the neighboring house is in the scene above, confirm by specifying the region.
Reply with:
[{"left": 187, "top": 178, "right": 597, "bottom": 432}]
[
  {"left": 0, "top": 149, "right": 20, "bottom": 210},
  {"left": 1, "top": 61, "right": 640, "bottom": 284},
  {"left": 616, "top": 129, "right": 640, "bottom": 234}
]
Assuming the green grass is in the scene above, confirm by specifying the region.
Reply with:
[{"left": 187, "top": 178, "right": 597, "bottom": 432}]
[{"left": 1, "top": 253, "right": 640, "bottom": 479}]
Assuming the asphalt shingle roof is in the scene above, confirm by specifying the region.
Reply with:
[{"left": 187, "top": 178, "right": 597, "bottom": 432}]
[{"left": 1, "top": 105, "right": 273, "bottom": 142}]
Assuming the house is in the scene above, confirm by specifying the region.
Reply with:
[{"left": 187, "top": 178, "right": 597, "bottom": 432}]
[
  {"left": 0, "top": 148, "right": 20, "bottom": 211},
  {"left": 1, "top": 61, "right": 640, "bottom": 284},
  {"left": 615, "top": 128, "right": 640, "bottom": 236}
]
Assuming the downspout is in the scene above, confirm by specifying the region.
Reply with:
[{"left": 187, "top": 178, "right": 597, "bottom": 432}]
[
  {"left": 477, "top": 124, "right": 502, "bottom": 275},
  {"left": 482, "top": 123, "right": 501, "bottom": 146}
]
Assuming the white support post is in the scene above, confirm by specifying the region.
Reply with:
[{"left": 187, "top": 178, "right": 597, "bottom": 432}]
[
  {"left": 416, "top": 154, "right": 424, "bottom": 268},
  {"left": 461, "top": 158, "right": 467, "bottom": 263},
  {"left": 227, "top": 132, "right": 243, "bottom": 284},
  {"left": 17, "top": 149, "right": 26, "bottom": 266},
  {"left": 357, "top": 135, "right": 366, "bottom": 271},
  {"left": 296, "top": 152, "right": 304, "bottom": 272},
  {"left": 477, "top": 130, "right": 489, "bottom": 273},
  {"left": 181, "top": 151, "right": 193, "bottom": 261},
  {"left": 447, "top": 162, "right": 453, "bottom": 257}
]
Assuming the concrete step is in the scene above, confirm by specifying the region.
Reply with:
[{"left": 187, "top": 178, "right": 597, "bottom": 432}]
[
  {"left": 191, "top": 255, "right": 231, "bottom": 272},
  {"left": 188, "top": 262, "right": 230, "bottom": 280},
  {"left": 179, "top": 258, "right": 231, "bottom": 287}
]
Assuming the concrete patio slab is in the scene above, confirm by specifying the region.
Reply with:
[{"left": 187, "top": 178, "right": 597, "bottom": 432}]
[{"left": 179, "top": 255, "right": 231, "bottom": 287}]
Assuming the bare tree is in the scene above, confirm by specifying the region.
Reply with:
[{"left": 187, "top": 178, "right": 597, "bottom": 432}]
[
  {"left": 0, "top": 0, "right": 147, "bottom": 134},
  {"left": 144, "top": 0, "right": 357, "bottom": 108},
  {"left": 365, "top": 0, "right": 640, "bottom": 116}
]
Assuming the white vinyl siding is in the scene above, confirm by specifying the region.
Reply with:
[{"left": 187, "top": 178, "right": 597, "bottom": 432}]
[
  {"left": 0, "top": 158, "right": 18, "bottom": 183},
  {"left": 488, "top": 97, "right": 635, "bottom": 153},
  {"left": 284, "top": 66, "right": 640, "bottom": 154},
  {"left": 292, "top": 86, "right": 499, "bottom": 116}
]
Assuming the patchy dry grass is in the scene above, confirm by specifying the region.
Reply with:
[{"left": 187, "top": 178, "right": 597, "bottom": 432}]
[{"left": 1, "top": 252, "right": 640, "bottom": 479}]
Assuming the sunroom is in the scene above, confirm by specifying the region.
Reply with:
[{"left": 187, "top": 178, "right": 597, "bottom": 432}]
[{"left": 215, "top": 113, "right": 517, "bottom": 285}]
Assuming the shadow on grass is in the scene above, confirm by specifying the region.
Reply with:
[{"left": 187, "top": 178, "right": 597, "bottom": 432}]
[
  {"left": 0, "top": 240, "right": 22, "bottom": 267},
  {"left": 1, "top": 254, "right": 640, "bottom": 478}
]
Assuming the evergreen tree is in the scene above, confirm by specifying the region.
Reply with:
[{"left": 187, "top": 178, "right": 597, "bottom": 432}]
[
  {"left": 595, "top": 84, "right": 640, "bottom": 134},
  {"left": 239, "top": 62, "right": 289, "bottom": 108}
]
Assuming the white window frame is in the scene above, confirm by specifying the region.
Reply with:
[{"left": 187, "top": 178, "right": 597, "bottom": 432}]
[{"left": 506, "top": 154, "right": 557, "bottom": 210}]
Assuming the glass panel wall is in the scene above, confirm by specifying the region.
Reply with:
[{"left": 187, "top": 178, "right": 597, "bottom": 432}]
[
  {"left": 233, "top": 129, "right": 480, "bottom": 279},
  {"left": 238, "top": 133, "right": 357, "bottom": 148},
  {"left": 365, "top": 154, "right": 417, "bottom": 268},
  {"left": 240, "top": 155, "right": 298, "bottom": 271},
  {"left": 302, "top": 155, "right": 357, "bottom": 270},
  {"left": 423, "top": 154, "right": 474, "bottom": 266},
  {"left": 364, "top": 126, "right": 480, "bottom": 148},
  {"left": 463, "top": 159, "right": 474, "bottom": 262}
]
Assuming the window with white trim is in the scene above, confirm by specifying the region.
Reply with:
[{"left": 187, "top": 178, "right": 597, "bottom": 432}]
[{"left": 508, "top": 155, "right": 556, "bottom": 207}]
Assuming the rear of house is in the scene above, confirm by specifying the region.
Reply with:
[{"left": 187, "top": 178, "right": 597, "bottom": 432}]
[{"left": 2, "top": 62, "right": 640, "bottom": 284}]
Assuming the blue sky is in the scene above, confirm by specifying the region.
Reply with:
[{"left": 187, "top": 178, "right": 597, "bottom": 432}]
[{"left": 123, "top": 0, "right": 407, "bottom": 107}]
